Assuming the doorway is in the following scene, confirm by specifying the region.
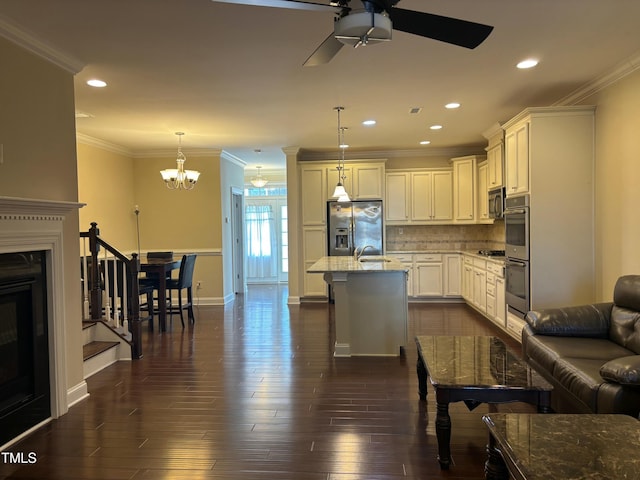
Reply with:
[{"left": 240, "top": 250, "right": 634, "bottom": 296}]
[
  {"left": 231, "top": 189, "right": 244, "bottom": 295},
  {"left": 244, "top": 190, "right": 288, "bottom": 285}
]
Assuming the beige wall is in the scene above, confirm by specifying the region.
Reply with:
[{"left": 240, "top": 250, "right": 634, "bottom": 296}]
[
  {"left": 0, "top": 38, "right": 84, "bottom": 396},
  {"left": 132, "top": 152, "right": 225, "bottom": 302},
  {"left": 582, "top": 68, "right": 640, "bottom": 299},
  {"left": 77, "top": 142, "right": 137, "bottom": 249}
]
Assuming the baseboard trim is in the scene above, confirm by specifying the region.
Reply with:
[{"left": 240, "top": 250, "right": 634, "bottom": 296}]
[{"left": 67, "top": 380, "right": 89, "bottom": 409}]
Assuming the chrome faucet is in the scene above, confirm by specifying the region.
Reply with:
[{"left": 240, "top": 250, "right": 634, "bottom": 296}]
[{"left": 355, "top": 245, "right": 375, "bottom": 259}]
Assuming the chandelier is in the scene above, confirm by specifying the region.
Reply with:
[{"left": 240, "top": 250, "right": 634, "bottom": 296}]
[
  {"left": 250, "top": 166, "right": 269, "bottom": 188},
  {"left": 160, "top": 132, "right": 201, "bottom": 190},
  {"left": 332, "top": 106, "right": 350, "bottom": 202}
]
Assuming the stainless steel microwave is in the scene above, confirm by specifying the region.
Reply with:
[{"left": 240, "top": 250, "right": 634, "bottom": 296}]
[{"left": 488, "top": 187, "right": 505, "bottom": 219}]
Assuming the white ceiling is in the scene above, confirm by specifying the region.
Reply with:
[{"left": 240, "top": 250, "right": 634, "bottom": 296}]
[{"left": 2, "top": 0, "right": 640, "bottom": 170}]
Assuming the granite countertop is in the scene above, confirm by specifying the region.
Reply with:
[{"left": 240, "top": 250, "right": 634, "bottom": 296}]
[
  {"left": 386, "top": 250, "right": 506, "bottom": 264},
  {"left": 307, "top": 255, "right": 408, "bottom": 273}
]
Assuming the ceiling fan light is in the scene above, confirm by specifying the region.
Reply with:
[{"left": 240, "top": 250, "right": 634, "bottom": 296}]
[{"left": 334, "top": 12, "right": 392, "bottom": 46}]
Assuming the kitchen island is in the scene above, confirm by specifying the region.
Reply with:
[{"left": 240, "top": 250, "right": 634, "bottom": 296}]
[{"left": 307, "top": 256, "right": 409, "bottom": 357}]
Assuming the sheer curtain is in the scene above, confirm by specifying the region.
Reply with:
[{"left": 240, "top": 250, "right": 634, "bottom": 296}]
[{"left": 245, "top": 203, "right": 278, "bottom": 282}]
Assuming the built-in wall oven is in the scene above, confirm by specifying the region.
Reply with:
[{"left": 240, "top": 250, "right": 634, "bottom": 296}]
[{"left": 504, "top": 194, "right": 530, "bottom": 317}]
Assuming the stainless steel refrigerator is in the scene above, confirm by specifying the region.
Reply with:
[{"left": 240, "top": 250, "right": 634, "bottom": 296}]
[{"left": 327, "top": 200, "right": 383, "bottom": 256}]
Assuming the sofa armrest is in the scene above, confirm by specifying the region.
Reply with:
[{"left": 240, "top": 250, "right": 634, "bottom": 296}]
[
  {"left": 525, "top": 303, "right": 613, "bottom": 337},
  {"left": 600, "top": 356, "right": 640, "bottom": 385}
]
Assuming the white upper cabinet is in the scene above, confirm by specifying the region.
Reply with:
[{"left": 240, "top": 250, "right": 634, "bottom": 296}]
[
  {"left": 385, "top": 172, "right": 410, "bottom": 222},
  {"left": 385, "top": 169, "right": 452, "bottom": 225},
  {"left": 451, "top": 155, "right": 481, "bottom": 223},
  {"left": 504, "top": 120, "right": 529, "bottom": 195},
  {"left": 477, "top": 161, "right": 490, "bottom": 223},
  {"left": 483, "top": 123, "right": 505, "bottom": 190},
  {"left": 352, "top": 164, "right": 384, "bottom": 199},
  {"left": 300, "top": 165, "right": 326, "bottom": 225},
  {"left": 486, "top": 143, "right": 504, "bottom": 189}
]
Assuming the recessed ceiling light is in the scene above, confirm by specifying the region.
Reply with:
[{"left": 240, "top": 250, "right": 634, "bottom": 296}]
[
  {"left": 420, "top": 140, "right": 431, "bottom": 145},
  {"left": 362, "top": 119, "right": 377, "bottom": 126},
  {"left": 339, "top": 143, "right": 349, "bottom": 149},
  {"left": 517, "top": 59, "right": 539, "bottom": 69},
  {"left": 430, "top": 125, "right": 443, "bottom": 130},
  {"left": 445, "top": 102, "right": 461, "bottom": 109},
  {"left": 86, "top": 79, "right": 107, "bottom": 87}
]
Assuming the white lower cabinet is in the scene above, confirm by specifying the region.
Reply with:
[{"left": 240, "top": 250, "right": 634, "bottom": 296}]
[
  {"left": 486, "top": 261, "right": 506, "bottom": 328},
  {"left": 415, "top": 254, "right": 444, "bottom": 296},
  {"left": 462, "top": 254, "right": 508, "bottom": 333},
  {"left": 391, "top": 253, "right": 414, "bottom": 297},
  {"left": 388, "top": 253, "right": 461, "bottom": 299},
  {"left": 302, "top": 226, "right": 327, "bottom": 297},
  {"left": 472, "top": 258, "right": 487, "bottom": 313},
  {"left": 443, "top": 254, "right": 461, "bottom": 297}
]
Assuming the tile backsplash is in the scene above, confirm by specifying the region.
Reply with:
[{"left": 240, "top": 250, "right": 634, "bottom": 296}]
[{"left": 386, "top": 221, "right": 505, "bottom": 252}]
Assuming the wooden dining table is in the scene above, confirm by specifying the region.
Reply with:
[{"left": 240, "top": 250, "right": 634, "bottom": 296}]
[{"left": 140, "top": 257, "right": 181, "bottom": 332}]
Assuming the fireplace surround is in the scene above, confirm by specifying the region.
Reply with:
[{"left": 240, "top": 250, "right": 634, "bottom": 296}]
[
  {"left": 0, "top": 196, "right": 84, "bottom": 448},
  {"left": 0, "top": 251, "right": 49, "bottom": 446}
]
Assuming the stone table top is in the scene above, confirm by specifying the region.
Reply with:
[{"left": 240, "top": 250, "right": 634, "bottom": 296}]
[
  {"left": 416, "top": 335, "right": 552, "bottom": 390},
  {"left": 483, "top": 413, "right": 640, "bottom": 479}
]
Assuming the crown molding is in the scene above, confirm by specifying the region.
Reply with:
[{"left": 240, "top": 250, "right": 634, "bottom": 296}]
[
  {"left": 76, "top": 133, "right": 133, "bottom": 157},
  {"left": 298, "top": 145, "right": 483, "bottom": 161},
  {"left": 554, "top": 50, "right": 640, "bottom": 106},
  {"left": 133, "top": 148, "right": 222, "bottom": 159},
  {"left": 221, "top": 150, "right": 247, "bottom": 168},
  {"left": 0, "top": 14, "right": 85, "bottom": 74}
]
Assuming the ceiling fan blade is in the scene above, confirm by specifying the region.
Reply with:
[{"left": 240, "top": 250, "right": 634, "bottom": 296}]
[
  {"left": 303, "top": 34, "right": 344, "bottom": 66},
  {"left": 387, "top": 8, "right": 493, "bottom": 49},
  {"left": 211, "top": 0, "right": 342, "bottom": 13}
]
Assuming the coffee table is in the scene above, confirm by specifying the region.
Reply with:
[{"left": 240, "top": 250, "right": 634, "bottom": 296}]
[
  {"left": 415, "top": 335, "right": 552, "bottom": 470},
  {"left": 483, "top": 413, "right": 640, "bottom": 480}
]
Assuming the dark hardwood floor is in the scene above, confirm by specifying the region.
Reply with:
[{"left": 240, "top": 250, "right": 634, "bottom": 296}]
[{"left": 0, "top": 286, "right": 533, "bottom": 479}]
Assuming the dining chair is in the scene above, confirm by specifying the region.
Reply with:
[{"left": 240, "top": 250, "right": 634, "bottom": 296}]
[
  {"left": 166, "top": 254, "right": 197, "bottom": 327},
  {"left": 139, "top": 251, "right": 174, "bottom": 289}
]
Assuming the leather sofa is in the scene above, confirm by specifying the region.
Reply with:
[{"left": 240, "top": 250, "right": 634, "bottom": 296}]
[{"left": 522, "top": 275, "right": 640, "bottom": 416}]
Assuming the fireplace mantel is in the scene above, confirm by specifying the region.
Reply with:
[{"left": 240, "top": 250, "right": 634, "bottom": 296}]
[{"left": 0, "top": 195, "right": 85, "bottom": 217}]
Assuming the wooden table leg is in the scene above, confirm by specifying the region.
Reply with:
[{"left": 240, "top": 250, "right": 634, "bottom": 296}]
[
  {"left": 484, "top": 432, "right": 509, "bottom": 480},
  {"left": 416, "top": 353, "right": 428, "bottom": 401},
  {"left": 435, "top": 400, "right": 452, "bottom": 469},
  {"left": 158, "top": 277, "right": 167, "bottom": 332}
]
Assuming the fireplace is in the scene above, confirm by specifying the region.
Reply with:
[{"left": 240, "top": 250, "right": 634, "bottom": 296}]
[
  {"left": 0, "top": 196, "right": 85, "bottom": 449},
  {"left": 0, "top": 251, "right": 50, "bottom": 446}
]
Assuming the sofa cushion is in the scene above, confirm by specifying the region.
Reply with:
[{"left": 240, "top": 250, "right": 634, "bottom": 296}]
[
  {"left": 525, "top": 304, "right": 611, "bottom": 337},
  {"left": 600, "top": 355, "right": 640, "bottom": 385},
  {"left": 613, "top": 275, "right": 640, "bottom": 312},
  {"left": 609, "top": 305, "right": 640, "bottom": 354},
  {"left": 523, "top": 334, "right": 634, "bottom": 374}
]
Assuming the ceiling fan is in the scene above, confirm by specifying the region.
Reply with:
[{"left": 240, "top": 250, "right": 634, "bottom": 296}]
[{"left": 210, "top": 0, "right": 494, "bottom": 66}]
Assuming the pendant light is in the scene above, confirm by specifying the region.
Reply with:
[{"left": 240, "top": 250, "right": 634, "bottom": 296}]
[
  {"left": 332, "top": 106, "right": 350, "bottom": 202},
  {"left": 250, "top": 166, "right": 269, "bottom": 188},
  {"left": 160, "top": 132, "right": 201, "bottom": 190}
]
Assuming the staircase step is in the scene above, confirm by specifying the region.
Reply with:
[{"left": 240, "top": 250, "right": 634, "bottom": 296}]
[{"left": 83, "top": 340, "right": 119, "bottom": 361}]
